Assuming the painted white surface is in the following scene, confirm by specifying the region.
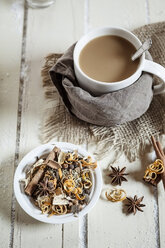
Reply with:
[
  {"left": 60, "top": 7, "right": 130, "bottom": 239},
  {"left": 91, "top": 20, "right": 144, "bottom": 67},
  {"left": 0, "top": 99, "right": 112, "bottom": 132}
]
[
  {"left": 13, "top": 1, "right": 84, "bottom": 247},
  {"left": 0, "top": 0, "right": 165, "bottom": 247},
  {"left": 88, "top": 144, "right": 158, "bottom": 248},
  {"left": 88, "top": 0, "right": 147, "bottom": 30},
  {"left": 0, "top": 0, "right": 23, "bottom": 247}
]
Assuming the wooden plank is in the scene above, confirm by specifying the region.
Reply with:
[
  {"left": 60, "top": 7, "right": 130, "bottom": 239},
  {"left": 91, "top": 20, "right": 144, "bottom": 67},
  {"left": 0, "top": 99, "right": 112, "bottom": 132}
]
[
  {"left": 88, "top": 144, "right": 158, "bottom": 248},
  {"left": 63, "top": 221, "right": 79, "bottom": 248},
  {"left": 147, "top": 0, "right": 165, "bottom": 24},
  {"left": 87, "top": 1, "right": 163, "bottom": 247},
  {"left": 146, "top": 1, "right": 165, "bottom": 247},
  {"left": 158, "top": 175, "right": 165, "bottom": 248},
  {"left": 89, "top": 0, "right": 147, "bottom": 30},
  {"left": 0, "top": 0, "right": 23, "bottom": 247},
  {"left": 13, "top": 1, "right": 84, "bottom": 247}
]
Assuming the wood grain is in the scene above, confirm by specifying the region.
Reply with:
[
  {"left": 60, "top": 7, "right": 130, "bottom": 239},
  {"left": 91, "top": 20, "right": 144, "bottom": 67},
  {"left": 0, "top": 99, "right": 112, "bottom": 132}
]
[
  {"left": 88, "top": 0, "right": 147, "bottom": 30},
  {"left": 1, "top": 0, "right": 165, "bottom": 247},
  {"left": 147, "top": 2, "right": 165, "bottom": 247},
  {"left": 147, "top": 1, "right": 165, "bottom": 247},
  {"left": 157, "top": 136, "right": 165, "bottom": 248},
  {"left": 87, "top": 1, "right": 165, "bottom": 247},
  {"left": 147, "top": 0, "right": 165, "bottom": 24},
  {"left": 13, "top": 1, "right": 84, "bottom": 247},
  {"left": 0, "top": 0, "right": 23, "bottom": 247},
  {"left": 87, "top": 144, "right": 158, "bottom": 248}
]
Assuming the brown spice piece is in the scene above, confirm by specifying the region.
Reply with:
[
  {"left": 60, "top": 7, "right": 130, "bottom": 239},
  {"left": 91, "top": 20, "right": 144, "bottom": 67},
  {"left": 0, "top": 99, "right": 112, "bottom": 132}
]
[
  {"left": 47, "top": 160, "right": 61, "bottom": 170},
  {"left": 53, "top": 146, "right": 61, "bottom": 153},
  {"left": 109, "top": 166, "right": 129, "bottom": 186},
  {"left": 63, "top": 163, "right": 68, "bottom": 169},
  {"left": 53, "top": 146, "right": 61, "bottom": 161},
  {"left": 151, "top": 136, "right": 165, "bottom": 189},
  {"left": 45, "top": 151, "right": 55, "bottom": 163},
  {"left": 143, "top": 172, "right": 162, "bottom": 186},
  {"left": 125, "top": 195, "right": 145, "bottom": 215},
  {"left": 45, "top": 147, "right": 61, "bottom": 164},
  {"left": 55, "top": 187, "right": 63, "bottom": 195},
  {"left": 25, "top": 167, "right": 45, "bottom": 196},
  {"left": 34, "top": 177, "right": 55, "bottom": 197}
]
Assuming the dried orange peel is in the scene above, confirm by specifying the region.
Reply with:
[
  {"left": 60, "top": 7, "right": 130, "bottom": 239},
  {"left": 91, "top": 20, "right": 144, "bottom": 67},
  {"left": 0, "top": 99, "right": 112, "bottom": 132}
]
[
  {"left": 84, "top": 179, "right": 92, "bottom": 189},
  {"left": 81, "top": 156, "right": 97, "bottom": 169},
  {"left": 52, "top": 205, "right": 67, "bottom": 215},
  {"left": 82, "top": 170, "right": 90, "bottom": 180},
  {"left": 148, "top": 159, "right": 164, "bottom": 174},
  {"left": 144, "top": 159, "right": 164, "bottom": 181},
  {"left": 105, "top": 188, "right": 126, "bottom": 202},
  {"left": 75, "top": 194, "right": 85, "bottom": 200},
  {"left": 144, "top": 170, "right": 157, "bottom": 181},
  {"left": 58, "top": 168, "right": 63, "bottom": 179},
  {"left": 82, "top": 161, "right": 97, "bottom": 169},
  {"left": 63, "top": 179, "right": 75, "bottom": 193},
  {"left": 23, "top": 146, "right": 97, "bottom": 216}
]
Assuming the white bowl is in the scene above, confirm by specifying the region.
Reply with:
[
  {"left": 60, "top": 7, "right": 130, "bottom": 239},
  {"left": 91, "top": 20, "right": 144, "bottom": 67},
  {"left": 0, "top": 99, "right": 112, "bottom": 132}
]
[{"left": 14, "top": 142, "right": 102, "bottom": 224}]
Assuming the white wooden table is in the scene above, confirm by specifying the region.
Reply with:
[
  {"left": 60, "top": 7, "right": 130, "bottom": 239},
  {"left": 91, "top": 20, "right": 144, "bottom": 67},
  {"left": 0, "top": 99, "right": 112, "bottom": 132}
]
[{"left": 1, "top": 0, "right": 165, "bottom": 247}]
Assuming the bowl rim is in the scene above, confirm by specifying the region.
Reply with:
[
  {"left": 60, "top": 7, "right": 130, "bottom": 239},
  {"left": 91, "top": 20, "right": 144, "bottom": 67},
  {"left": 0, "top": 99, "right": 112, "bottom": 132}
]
[{"left": 14, "top": 142, "right": 102, "bottom": 224}]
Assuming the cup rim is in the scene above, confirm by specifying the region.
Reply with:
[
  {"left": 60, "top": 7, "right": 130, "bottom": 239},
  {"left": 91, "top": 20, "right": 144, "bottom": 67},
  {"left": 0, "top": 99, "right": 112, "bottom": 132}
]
[{"left": 74, "top": 26, "right": 144, "bottom": 87}]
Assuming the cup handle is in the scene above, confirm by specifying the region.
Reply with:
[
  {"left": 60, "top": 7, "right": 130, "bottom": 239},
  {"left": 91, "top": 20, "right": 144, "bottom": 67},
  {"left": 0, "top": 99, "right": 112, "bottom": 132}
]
[{"left": 143, "top": 59, "right": 165, "bottom": 95}]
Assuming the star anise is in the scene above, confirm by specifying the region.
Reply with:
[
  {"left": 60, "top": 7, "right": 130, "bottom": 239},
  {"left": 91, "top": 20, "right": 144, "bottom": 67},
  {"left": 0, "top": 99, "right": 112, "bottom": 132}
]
[
  {"left": 109, "top": 166, "right": 129, "bottom": 186},
  {"left": 34, "top": 177, "right": 55, "bottom": 197},
  {"left": 125, "top": 195, "right": 145, "bottom": 215}
]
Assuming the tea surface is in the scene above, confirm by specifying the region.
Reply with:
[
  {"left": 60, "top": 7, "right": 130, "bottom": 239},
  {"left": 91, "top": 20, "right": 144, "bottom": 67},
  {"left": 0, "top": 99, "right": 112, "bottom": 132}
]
[{"left": 79, "top": 35, "right": 140, "bottom": 82}]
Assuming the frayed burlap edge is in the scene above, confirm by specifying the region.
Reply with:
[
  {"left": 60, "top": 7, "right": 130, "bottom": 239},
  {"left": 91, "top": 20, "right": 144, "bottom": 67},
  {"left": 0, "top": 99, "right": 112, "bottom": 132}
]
[{"left": 41, "top": 54, "right": 92, "bottom": 145}]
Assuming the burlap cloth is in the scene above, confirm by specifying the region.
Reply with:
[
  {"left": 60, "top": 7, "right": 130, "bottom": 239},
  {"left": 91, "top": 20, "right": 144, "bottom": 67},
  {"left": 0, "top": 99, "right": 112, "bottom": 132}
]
[{"left": 41, "top": 22, "right": 165, "bottom": 161}]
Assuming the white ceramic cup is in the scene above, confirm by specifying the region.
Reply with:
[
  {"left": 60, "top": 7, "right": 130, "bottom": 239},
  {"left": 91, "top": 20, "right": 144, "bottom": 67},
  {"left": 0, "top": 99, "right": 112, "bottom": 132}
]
[{"left": 73, "top": 27, "right": 165, "bottom": 96}]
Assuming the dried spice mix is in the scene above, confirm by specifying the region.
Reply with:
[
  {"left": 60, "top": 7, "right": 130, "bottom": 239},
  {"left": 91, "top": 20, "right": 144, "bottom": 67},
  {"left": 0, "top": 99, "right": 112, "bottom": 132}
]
[{"left": 21, "top": 146, "right": 97, "bottom": 216}]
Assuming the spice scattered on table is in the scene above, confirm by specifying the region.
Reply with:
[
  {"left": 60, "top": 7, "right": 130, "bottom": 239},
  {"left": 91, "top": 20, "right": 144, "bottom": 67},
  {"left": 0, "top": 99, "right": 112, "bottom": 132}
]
[
  {"left": 125, "top": 195, "right": 145, "bottom": 215},
  {"left": 21, "top": 146, "right": 97, "bottom": 216},
  {"left": 109, "top": 166, "right": 129, "bottom": 186},
  {"left": 151, "top": 136, "right": 165, "bottom": 189},
  {"left": 143, "top": 159, "right": 164, "bottom": 186},
  {"left": 105, "top": 188, "right": 126, "bottom": 202}
]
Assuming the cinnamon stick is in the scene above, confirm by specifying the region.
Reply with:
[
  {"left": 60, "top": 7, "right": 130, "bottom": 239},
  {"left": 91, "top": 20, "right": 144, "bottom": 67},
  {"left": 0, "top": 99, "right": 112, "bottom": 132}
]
[
  {"left": 151, "top": 136, "right": 165, "bottom": 190},
  {"left": 25, "top": 167, "right": 45, "bottom": 196},
  {"left": 157, "top": 141, "right": 165, "bottom": 157},
  {"left": 156, "top": 140, "right": 165, "bottom": 189},
  {"left": 144, "top": 175, "right": 162, "bottom": 186},
  {"left": 151, "top": 136, "right": 162, "bottom": 158}
]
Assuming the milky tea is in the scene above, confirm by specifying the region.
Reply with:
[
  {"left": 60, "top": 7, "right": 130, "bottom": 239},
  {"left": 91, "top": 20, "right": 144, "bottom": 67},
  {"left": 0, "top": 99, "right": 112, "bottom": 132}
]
[{"left": 79, "top": 35, "right": 140, "bottom": 83}]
